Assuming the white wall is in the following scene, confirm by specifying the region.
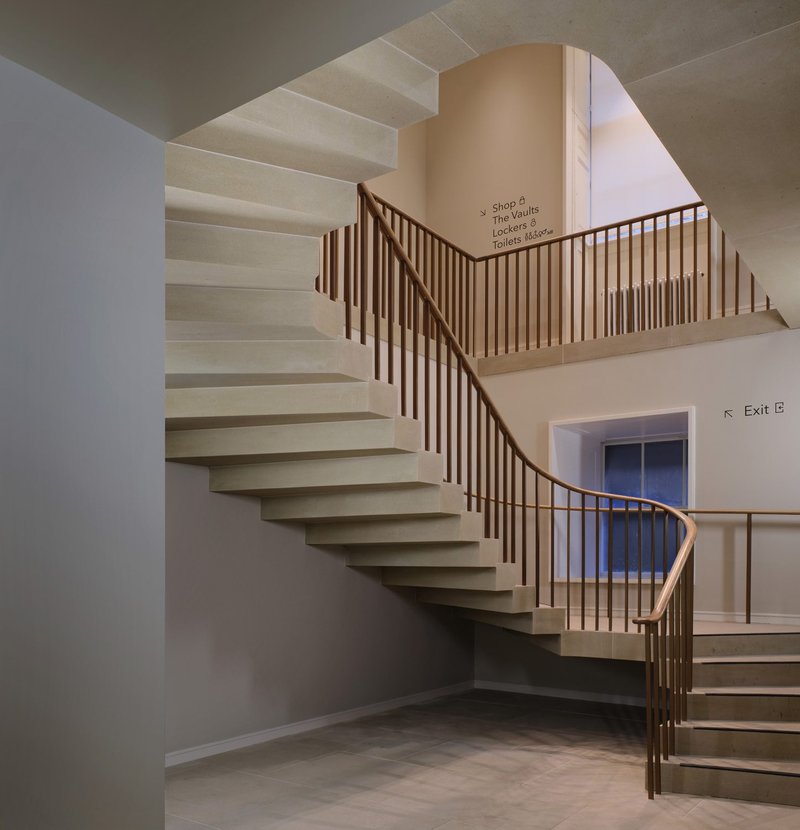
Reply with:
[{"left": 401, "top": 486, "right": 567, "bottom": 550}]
[
  {"left": 482, "top": 328, "right": 800, "bottom": 624},
  {"left": 591, "top": 56, "right": 699, "bottom": 226},
  {"left": 166, "top": 462, "right": 474, "bottom": 756},
  {"left": 0, "top": 56, "right": 165, "bottom": 829}
]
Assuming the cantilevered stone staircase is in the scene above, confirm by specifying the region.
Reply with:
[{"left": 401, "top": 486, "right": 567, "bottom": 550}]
[{"left": 164, "top": 17, "right": 800, "bottom": 805}]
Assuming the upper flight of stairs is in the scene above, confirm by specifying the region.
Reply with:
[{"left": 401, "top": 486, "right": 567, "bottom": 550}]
[
  {"left": 163, "top": 14, "right": 799, "bottom": 804},
  {"left": 663, "top": 631, "right": 800, "bottom": 806}
]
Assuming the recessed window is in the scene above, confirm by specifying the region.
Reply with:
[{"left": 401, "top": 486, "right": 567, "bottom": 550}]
[{"left": 603, "top": 438, "right": 687, "bottom": 576}]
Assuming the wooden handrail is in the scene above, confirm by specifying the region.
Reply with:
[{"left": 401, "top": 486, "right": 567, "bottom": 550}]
[{"left": 363, "top": 184, "right": 697, "bottom": 535}]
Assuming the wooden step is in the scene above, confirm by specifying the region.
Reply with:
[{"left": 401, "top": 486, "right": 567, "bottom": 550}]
[
  {"left": 166, "top": 285, "right": 343, "bottom": 341},
  {"left": 383, "top": 563, "right": 518, "bottom": 591},
  {"left": 693, "top": 656, "right": 800, "bottom": 688},
  {"left": 166, "top": 381, "right": 397, "bottom": 430},
  {"left": 306, "top": 512, "right": 484, "bottom": 546},
  {"left": 417, "top": 585, "right": 537, "bottom": 614},
  {"left": 688, "top": 687, "right": 800, "bottom": 722},
  {"left": 165, "top": 338, "right": 372, "bottom": 387},
  {"left": 165, "top": 143, "right": 355, "bottom": 236},
  {"left": 172, "top": 87, "right": 396, "bottom": 182},
  {"left": 262, "top": 482, "right": 464, "bottom": 523},
  {"left": 210, "top": 451, "right": 444, "bottom": 497},
  {"left": 166, "top": 220, "right": 319, "bottom": 290},
  {"left": 166, "top": 417, "right": 420, "bottom": 465},
  {"left": 675, "top": 720, "right": 800, "bottom": 761},
  {"left": 286, "top": 38, "right": 438, "bottom": 128},
  {"left": 662, "top": 755, "right": 800, "bottom": 806},
  {"left": 345, "top": 538, "right": 500, "bottom": 568}
]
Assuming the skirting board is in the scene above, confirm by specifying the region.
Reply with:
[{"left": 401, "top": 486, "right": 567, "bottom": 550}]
[
  {"left": 695, "top": 611, "right": 800, "bottom": 627},
  {"left": 165, "top": 680, "right": 472, "bottom": 767},
  {"left": 475, "top": 680, "right": 645, "bottom": 708}
]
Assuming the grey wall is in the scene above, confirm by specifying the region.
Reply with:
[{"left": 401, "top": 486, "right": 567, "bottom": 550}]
[
  {"left": 0, "top": 56, "right": 165, "bottom": 830},
  {"left": 166, "top": 462, "right": 474, "bottom": 755},
  {"left": 475, "top": 625, "right": 645, "bottom": 704}
]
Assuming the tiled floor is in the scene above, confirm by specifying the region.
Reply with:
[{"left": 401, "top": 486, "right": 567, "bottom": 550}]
[{"left": 166, "top": 690, "right": 799, "bottom": 830}]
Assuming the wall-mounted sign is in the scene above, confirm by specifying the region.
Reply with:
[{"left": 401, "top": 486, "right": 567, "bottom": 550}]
[
  {"left": 481, "top": 194, "right": 555, "bottom": 251},
  {"left": 723, "top": 402, "right": 786, "bottom": 419}
]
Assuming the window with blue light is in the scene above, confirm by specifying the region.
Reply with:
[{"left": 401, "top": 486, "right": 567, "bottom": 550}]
[{"left": 602, "top": 438, "right": 687, "bottom": 576}]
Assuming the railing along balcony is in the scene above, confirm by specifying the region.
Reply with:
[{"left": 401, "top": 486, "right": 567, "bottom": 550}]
[
  {"left": 316, "top": 184, "right": 699, "bottom": 798},
  {"left": 348, "top": 195, "right": 770, "bottom": 358}
]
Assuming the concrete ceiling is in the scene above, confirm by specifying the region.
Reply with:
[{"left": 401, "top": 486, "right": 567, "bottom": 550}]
[
  {"left": 435, "top": 0, "right": 800, "bottom": 327},
  {"left": 0, "top": 0, "right": 444, "bottom": 140}
]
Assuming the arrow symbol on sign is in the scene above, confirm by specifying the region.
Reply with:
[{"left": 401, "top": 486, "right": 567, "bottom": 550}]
[
  {"left": 724, "top": 409, "right": 734, "bottom": 418},
  {"left": 480, "top": 209, "right": 486, "bottom": 216}
]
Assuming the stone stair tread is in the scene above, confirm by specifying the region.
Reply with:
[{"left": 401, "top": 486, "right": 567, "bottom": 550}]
[
  {"left": 683, "top": 720, "right": 800, "bottom": 733},
  {"left": 668, "top": 755, "right": 800, "bottom": 776},
  {"left": 693, "top": 686, "right": 800, "bottom": 696},
  {"left": 695, "top": 655, "right": 800, "bottom": 664}
]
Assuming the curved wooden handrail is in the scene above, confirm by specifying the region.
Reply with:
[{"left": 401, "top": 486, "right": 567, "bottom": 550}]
[{"left": 362, "top": 183, "right": 698, "bottom": 619}]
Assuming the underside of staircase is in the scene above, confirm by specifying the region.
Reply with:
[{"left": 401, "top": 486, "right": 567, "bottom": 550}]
[{"left": 164, "top": 18, "right": 799, "bottom": 805}]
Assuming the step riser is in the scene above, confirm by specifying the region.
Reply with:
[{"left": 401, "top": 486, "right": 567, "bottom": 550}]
[
  {"left": 662, "top": 763, "right": 800, "bottom": 807},
  {"left": 165, "top": 143, "right": 356, "bottom": 238},
  {"left": 418, "top": 586, "right": 536, "bottom": 614},
  {"left": 306, "top": 513, "right": 484, "bottom": 546},
  {"left": 286, "top": 39, "right": 438, "bottom": 128},
  {"left": 165, "top": 340, "right": 372, "bottom": 388},
  {"left": 166, "top": 288, "right": 343, "bottom": 342},
  {"left": 173, "top": 88, "right": 397, "bottom": 182},
  {"left": 694, "top": 634, "right": 800, "bottom": 658},
  {"left": 676, "top": 727, "right": 800, "bottom": 761},
  {"left": 694, "top": 663, "right": 800, "bottom": 687},
  {"left": 166, "top": 418, "right": 420, "bottom": 465},
  {"left": 166, "top": 221, "right": 319, "bottom": 284},
  {"left": 166, "top": 382, "right": 397, "bottom": 430},
  {"left": 166, "top": 259, "right": 318, "bottom": 291},
  {"left": 382, "top": 564, "right": 517, "bottom": 591},
  {"left": 261, "top": 484, "right": 464, "bottom": 523},
  {"left": 688, "top": 694, "right": 800, "bottom": 722},
  {"left": 345, "top": 544, "right": 498, "bottom": 568}
]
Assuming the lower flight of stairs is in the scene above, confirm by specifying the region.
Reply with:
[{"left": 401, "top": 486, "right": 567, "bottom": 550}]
[{"left": 663, "top": 631, "right": 800, "bottom": 806}]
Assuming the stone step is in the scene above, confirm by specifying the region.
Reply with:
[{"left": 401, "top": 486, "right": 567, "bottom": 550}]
[
  {"left": 460, "top": 607, "right": 567, "bottom": 636},
  {"left": 382, "top": 563, "right": 518, "bottom": 591},
  {"left": 286, "top": 38, "right": 438, "bottom": 128},
  {"left": 262, "top": 482, "right": 464, "bottom": 523},
  {"left": 166, "top": 417, "right": 420, "bottom": 465},
  {"left": 381, "top": 15, "right": 478, "bottom": 72},
  {"left": 166, "top": 381, "right": 397, "bottom": 430},
  {"left": 693, "top": 656, "right": 800, "bottom": 688},
  {"left": 172, "top": 87, "right": 396, "bottom": 182},
  {"left": 693, "top": 632, "right": 800, "bottom": 658},
  {"left": 688, "top": 688, "right": 800, "bottom": 722},
  {"left": 675, "top": 720, "right": 800, "bottom": 761},
  {"left": 166, "top": 285, "right": 343, "bottom": 341},
  {"left": 306, "top": 512, "right": 484, "bottom": 546},
  {"left": 166, "top": 220, "right": 319, "bottom": 291},
  {"left": 661, "top": 755, "right": 800, "bottom": 806},
  {"left": 165, "top": 338, "right": 371, "bottom": 388},
  {"left": 165, "top": 143, "right": 355, "bottom": 236},
  {"left": 210, "top": 451, "right": 444, "bottom": 497},
  {"left": 345, "top": 538, "right": 500, "bottom": 568},
  {"left": 417, "top": 585, "right": 537, "bottom": 614}
]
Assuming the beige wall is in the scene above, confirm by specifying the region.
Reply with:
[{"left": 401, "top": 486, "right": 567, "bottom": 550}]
[
  {"left": 481, "top": 328, "right": 800, "bottom": 623},
  {"left": 369, "top": 44, "right": 565, "bottom": 259},
  {"left": 368, "top": 119, "right": 428, "bottom": 222},
  {"left": 427, "top": 44, "right": 564, "bottom": 256}
]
